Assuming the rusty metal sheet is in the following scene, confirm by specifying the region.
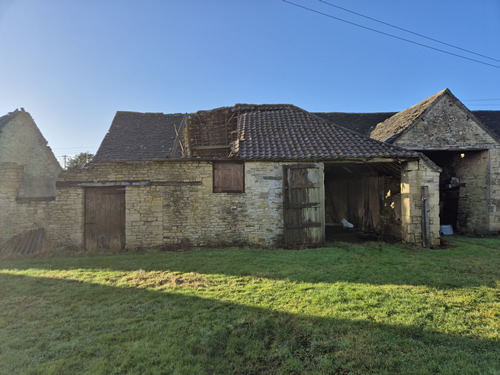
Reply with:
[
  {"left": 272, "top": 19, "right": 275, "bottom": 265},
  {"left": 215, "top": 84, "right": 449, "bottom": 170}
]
[{"left": 1, "top": 228, "right": 45, "bottom": 255}]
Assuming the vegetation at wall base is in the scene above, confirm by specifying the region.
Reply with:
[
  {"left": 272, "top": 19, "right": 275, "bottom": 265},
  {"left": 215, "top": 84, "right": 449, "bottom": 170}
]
[{"left": 0, "top": 236, "right": 499, "bottom": 374}]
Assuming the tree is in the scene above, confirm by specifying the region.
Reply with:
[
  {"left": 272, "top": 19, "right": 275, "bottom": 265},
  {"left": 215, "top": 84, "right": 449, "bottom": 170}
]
[{"left": 66, "top": 152, "right": 94, "bottom": 169}]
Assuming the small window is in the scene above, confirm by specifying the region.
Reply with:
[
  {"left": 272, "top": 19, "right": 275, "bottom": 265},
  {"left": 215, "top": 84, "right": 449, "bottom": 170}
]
[{"left": 213, "top": 162, "right": 244, "bottom": 193}]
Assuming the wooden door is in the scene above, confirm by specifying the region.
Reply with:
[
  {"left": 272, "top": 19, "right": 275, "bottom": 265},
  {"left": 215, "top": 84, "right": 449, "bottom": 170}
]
[
  {"left": 85, "top": 187, "right": 125, "bottom": 250},
  {"left": 283, "top": 164, "right": 325, "bottom": 248}
]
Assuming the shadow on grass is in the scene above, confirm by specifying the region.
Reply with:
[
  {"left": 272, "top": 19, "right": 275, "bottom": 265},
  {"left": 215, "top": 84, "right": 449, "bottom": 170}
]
[
  {"left": 2, "top": 238, "right": 499, "bottom": 289},
  {"left": 0, "top": 273, "right": 499, "bottom": 375}
]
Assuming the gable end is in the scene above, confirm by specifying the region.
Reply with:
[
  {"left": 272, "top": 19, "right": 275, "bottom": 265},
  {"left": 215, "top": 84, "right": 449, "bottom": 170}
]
[{"left": 393, "top": 91, "right": 499, "bottom": 150}]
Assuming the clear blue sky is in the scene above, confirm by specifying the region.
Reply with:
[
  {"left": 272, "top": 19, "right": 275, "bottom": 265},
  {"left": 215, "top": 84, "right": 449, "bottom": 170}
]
[{"left": 1, "top": 0, "right": 499, "bottom": 165}]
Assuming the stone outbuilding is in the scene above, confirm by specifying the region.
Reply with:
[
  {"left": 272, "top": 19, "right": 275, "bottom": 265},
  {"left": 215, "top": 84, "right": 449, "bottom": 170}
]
[
  {"left": 0, "top": 109, "right": 62, "bottom": 248},
  {"left": 58, "top": 104, "right": 441, "bottom": 250},
  {"left": 317, "top": 89, "right": 500, "bottom": 235}
]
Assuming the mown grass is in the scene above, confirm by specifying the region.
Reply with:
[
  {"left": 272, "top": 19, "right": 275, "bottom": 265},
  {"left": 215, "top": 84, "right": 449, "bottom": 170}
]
[{"left": 0, "top": 236, "right": 499, "bottom": 374}]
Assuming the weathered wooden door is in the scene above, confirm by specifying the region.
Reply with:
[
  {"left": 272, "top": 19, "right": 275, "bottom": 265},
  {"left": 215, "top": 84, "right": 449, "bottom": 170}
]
[
  {"left": 283, "top": 164, "right": 325, "bottom": 248},
  {"left": 85, "top": 187, "right": 125, "bottom": 250}
]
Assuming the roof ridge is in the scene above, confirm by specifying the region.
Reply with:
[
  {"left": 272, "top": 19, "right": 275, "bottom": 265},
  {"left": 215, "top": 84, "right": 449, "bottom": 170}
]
[
  {"left": 195, "top": 103, "right": 298, "bottom": 115},
  {"left": 114, "top": 110, "right": 186, "bottom": 116},
  {"left": 314, "top": 111, "right": 398, "bottom": 115}
]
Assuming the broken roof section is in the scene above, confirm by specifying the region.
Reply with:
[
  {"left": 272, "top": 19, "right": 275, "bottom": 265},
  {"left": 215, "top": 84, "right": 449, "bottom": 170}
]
[{"left": 94, "top": 104, "right": 418, "bottom": 162}]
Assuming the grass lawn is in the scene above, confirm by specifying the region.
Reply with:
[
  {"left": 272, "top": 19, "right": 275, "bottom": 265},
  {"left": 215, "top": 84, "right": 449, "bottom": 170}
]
[{"left": 0, "top": 236, "right": 499, "bottom": 374}]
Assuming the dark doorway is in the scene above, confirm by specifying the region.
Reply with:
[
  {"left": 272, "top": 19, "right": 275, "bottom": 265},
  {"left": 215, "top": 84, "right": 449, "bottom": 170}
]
[
  {"left": 420, "top": 150, "right": 483, "bottom": 231},
  {"left": 324, "top": 162, "right": 402, "bottom": 242}
]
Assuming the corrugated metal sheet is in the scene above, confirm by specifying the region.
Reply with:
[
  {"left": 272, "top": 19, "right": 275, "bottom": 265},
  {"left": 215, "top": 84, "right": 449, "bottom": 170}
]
[{"left": 1, "top": 228, "right": 44, "bottom": 255}]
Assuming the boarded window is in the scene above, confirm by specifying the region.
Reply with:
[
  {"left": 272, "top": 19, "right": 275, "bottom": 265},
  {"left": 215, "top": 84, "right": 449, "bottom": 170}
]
[{"left": 213, "top": 162, "right": 244, "bottom": 193}]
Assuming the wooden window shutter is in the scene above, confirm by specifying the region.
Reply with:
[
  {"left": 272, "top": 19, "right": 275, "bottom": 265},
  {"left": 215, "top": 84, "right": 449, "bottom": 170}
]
[{"left": 213, "top": 162, "right": 244, "bottom": 193}]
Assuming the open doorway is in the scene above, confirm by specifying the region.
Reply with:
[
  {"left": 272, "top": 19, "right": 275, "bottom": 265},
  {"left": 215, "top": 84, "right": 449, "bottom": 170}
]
[
  {"left": 421, "top": 150, "right": 487, "bottom": 233},
  {"left": 324, "top": 162, "right": 402, "bottom": 243}
]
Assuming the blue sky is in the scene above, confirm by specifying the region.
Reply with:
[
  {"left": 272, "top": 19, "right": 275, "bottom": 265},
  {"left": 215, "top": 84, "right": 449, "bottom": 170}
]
[{"left": 1, "top": 0, "right": 499, "bottom": 165}]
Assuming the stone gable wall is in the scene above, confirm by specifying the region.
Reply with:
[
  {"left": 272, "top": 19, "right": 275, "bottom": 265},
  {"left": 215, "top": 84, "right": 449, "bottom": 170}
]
[
  {"left": 0, "top": 111, "right": 65, "bottom": 247},
  {"left": 0, "top": 112, "right": 61, "bottom": 198},
  {"left": 395, "top": 95, "right": 498, "bottom": 150}
]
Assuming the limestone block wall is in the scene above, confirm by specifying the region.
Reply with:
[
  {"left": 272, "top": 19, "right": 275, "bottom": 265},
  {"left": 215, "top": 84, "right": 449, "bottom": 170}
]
[
  {"left": 0, "top": 163, "right": 24, "bottom": 245},
  {"left": 47, "top": 187, "right": 85, "bottom": 247},
  {"left": 58, "top": 160, "right": 287, "bottom": 248},
  {"left": 452, "top": 150, "right": 490, "bottom": 234},
  {"left": 126, "top": 186, "right": 164, "bottom": 247},
  {"left": 0, "top": 111, "right": 65, "bottom": 248},
  {"left": 488, "top": 148, "right": 500, "bottom": 233},
  {"left": 395, "top": 95, "right": 498, "bottom": 150},
  {"left": 0, "top": 111, "right": 61, "bottom": 198},
  {"left": 400, "top": 159, "right": 441, "bottom": 247},
  {"left": 392, "top": 95, "right": 500, "bottom": 235},
  {"left": 0, "top": 162, "right": 55, "bottom": 246},
  {"left": 2, "top": 157, "right": 445, "bottom": 250}
]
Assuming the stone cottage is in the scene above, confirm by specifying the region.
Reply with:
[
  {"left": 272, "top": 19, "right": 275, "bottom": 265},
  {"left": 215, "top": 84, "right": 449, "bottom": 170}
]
[
  {"left": 58, "top": 104, "right": 441, "bottom": 250},
  {"left": 316, "top": 89, "right": 500, "bottom": 235},
  {"left": 0, "top": 109, "right": 62, "bottom": 248}
]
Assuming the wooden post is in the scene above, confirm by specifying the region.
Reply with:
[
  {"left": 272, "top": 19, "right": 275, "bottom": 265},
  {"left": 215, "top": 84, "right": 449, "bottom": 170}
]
[{"left": 421, "top": 186, "right": 431, "bottom": 248}]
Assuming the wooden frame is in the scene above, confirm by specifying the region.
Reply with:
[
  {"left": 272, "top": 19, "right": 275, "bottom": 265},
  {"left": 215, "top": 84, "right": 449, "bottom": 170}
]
[{"left": 213, "top": 162, "right": 245, "bottom": 193}]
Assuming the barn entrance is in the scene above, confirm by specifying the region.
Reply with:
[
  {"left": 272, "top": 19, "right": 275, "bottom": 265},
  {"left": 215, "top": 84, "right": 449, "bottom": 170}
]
[
  {"left": 85, "top": 187, "right": 125, "bottom": 250},
  {"left": 421, "top": 150, "right": 486, "bottom": 233},
  {"left": 324, "top": 162, "right": 402, "bottom": 242}
]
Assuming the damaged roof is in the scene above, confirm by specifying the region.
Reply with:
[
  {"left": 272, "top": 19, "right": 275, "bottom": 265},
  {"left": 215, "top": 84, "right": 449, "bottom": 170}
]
[{"left": 94, "top": 105, "right": 417, "bottom": 162}]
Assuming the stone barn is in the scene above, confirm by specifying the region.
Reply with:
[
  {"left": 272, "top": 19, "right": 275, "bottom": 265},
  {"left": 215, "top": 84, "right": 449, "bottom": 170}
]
[
  {"left": 58, "top": 104, "right": 441, "bottom": 250},
  {"left": 0, "top": 109, "right": 62, "bottom": 250},
  {"left": 316, "top": 89, "right": 500, "bottom": 235}
]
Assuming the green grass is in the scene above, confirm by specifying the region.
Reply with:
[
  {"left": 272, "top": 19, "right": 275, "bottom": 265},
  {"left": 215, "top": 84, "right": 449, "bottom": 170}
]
[{"left": 0, "top": 236, "right": 499, "bottom": 374}]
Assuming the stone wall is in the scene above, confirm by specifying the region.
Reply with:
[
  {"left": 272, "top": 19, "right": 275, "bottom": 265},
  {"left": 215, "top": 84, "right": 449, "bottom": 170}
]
[
  {"left": 395, "top": 95, "right": 498, "bottom": 150},
  {"left": 57, "top": 160, "right": 287, "bottom": 248},
  {"left": 488, "top": 148, "right": 500, "bottom": 233},
  {"left": 393, "top": 94, "right": 500, "bottom": 235},
  {"left": 48, "top": 187, "right": 85, "bottom": 247},
  {"left": 0, "top": 162, "right": 55, "bottom": 246},
  {"left": 1, "top": 156, "right": 444, "bottom": 250},
  {"left": 0, "top": 111, "right": 64, "bottom": 247},
  {"left": 0, "top": 111, "right": 61, "bottom": 198},
  {"left": 400, "top": 158, "right": 441, "bottom": 247},
  {"left": 453, "top": 150, "right": 490, "bottom": 233}
]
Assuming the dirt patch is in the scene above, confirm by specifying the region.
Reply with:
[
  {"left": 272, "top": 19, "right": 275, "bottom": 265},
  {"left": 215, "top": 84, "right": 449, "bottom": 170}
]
[{"left": 123, "top": 270, "right": 207, "bottom": 289}]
